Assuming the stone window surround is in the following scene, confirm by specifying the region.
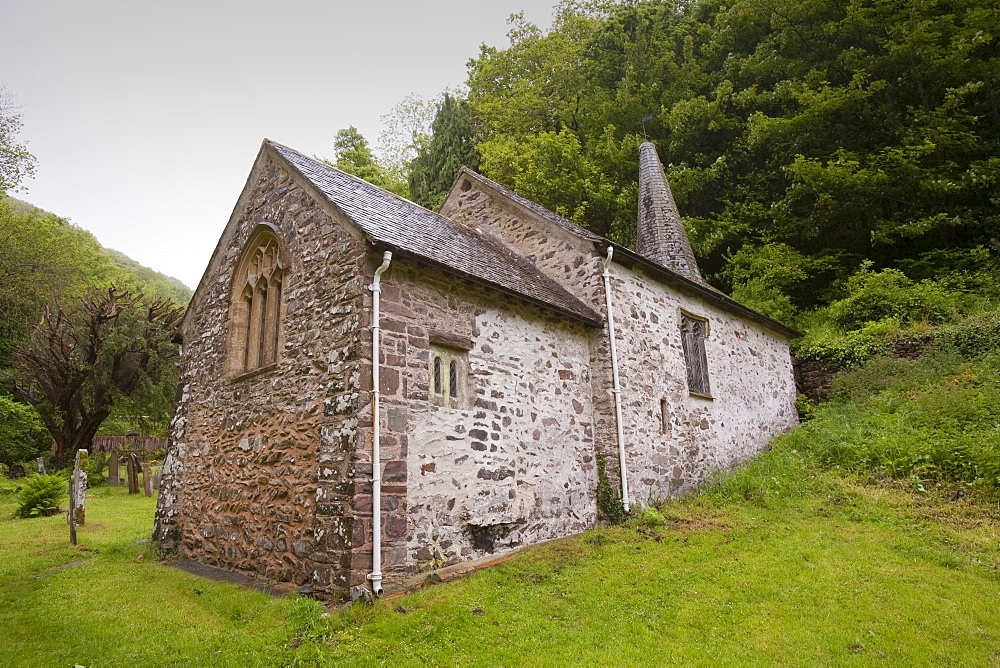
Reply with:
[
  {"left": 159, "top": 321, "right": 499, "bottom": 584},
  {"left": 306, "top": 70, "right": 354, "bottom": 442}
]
[
  {"left": 226, "top": 223, "right": 289, "bottom": 381},
  {"left": 679, "top": 309, "right": 713, "bottom": 400},
  {"left": 428, "top": 331, "right": 473, "bottom": 409}
]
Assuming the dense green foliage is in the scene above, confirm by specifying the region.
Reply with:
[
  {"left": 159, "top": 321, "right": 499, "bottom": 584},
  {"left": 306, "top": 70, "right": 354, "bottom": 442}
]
[
  {"left": 0, "top": 394, "right": 47, "bottom": 467},
  {"left": 13, "top": 474, "right": 67, "bottom": 519},
  {"left": 325, "top": 126, "right": 409, "bottom": 197},
  {"left": 0, "top": 197, "right": 191, "bottom": 370},
  {"left": 438, "top": 0, "right": 1000, "bottom": 326},
  {"left": 755, "top": 305, "right": 1000, "bottom": 498},
  {"left": 0, "top": 195, "right": 191, "bottom": 465}
]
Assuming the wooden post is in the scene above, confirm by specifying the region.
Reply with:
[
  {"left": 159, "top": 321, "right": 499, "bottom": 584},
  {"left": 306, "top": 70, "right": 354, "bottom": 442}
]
[
  {"left": 142, "top": 462, "right": 153, "bottom": 497},
  {"left": 126, "top": 453, "right": 140, "bottom": 495},
  {"left": 108, "top": 448, "right": 120, "bottom": 486}
]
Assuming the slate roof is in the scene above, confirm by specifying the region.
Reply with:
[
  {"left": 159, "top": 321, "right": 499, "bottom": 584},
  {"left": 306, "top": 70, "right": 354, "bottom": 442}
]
[{"left": 268, "top": 141, "right": 602, "bottom": 326}]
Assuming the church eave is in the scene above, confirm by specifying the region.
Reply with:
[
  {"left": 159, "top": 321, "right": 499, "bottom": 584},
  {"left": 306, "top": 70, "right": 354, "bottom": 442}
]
[{"left": 599, "top": 241, "right": 800, "bottom": 339}]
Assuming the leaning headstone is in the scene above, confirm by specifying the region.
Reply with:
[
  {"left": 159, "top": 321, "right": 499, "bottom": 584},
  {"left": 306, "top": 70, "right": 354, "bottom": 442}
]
[
  {"left": 36, "top": 458, "right": 46, "bottom": 474},
  {"left": 126, "top": 453, "right": 140, "bottom": 495},
  {"left": 108, "top": 449, "right": 120, "bottom": 486},
  {"left": 142, "top": 462, "right": 153, "bottom": 497}
]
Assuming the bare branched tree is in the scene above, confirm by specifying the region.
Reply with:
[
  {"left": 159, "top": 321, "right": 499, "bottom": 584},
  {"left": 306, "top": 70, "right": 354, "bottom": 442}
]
[{"left": 9, "top": 286, "right": 183, "bottom": 467}]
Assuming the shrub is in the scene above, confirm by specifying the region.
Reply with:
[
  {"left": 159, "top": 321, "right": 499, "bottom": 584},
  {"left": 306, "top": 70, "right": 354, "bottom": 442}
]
[
  {"left": 826, "top": 264, "right": 956, "bottom": 331},
  {"left": 14, "top": 474, "right": 67, "bottom": 518},
  {"left": 0, "top": 395, "right": 49, "bottom": 467},
  {"left": 793, "top": 318, "right": 900, "bottom": 367},
  {"left": 782, "top": 350, "right": 1000, "bottom": 493},
  {"left": 936, "top": 310, "right": 1000, "bottom": 358}
]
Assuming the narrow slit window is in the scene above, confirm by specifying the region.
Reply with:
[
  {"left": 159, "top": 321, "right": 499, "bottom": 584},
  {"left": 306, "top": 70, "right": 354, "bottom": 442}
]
[
  {"left": 428, "top": 341, "right": 469, "bottom": 408},
  {"left": 271, "top": 279, "right": 282, "bottom": 363},
  {"left": 433, "top": 356, "right": 442, "bottom": 396},
  {"left": 242, "top": 291, "right": 253, "bottom": 371},
  {"left": 257, "top": 283, "right": 268, "bottom": 367},
  {"left": 660, "top": 398, "right": 669, "bottom": 434}
]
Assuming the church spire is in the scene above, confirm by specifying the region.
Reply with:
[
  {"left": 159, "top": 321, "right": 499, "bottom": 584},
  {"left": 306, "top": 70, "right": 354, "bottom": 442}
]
[{"left": 636, "top": 141, "right": 703, "bottom": 283}]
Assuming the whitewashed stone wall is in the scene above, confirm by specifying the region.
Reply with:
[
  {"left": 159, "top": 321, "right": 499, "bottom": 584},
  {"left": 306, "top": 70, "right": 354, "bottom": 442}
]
[
  {"left": 372, "top": 263, "right": 599, "bottom": 576},
  {"left": 607, "top": 264, "right": 799, "bottom": 500},
  {"left": 442, "top": 175, "right": 798, "bottom": 507}
]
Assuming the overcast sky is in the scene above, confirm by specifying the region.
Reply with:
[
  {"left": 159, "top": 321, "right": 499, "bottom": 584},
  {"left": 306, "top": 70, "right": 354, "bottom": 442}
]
[{"left": 3, "top": 0, "right": 560, "bottom": 290}]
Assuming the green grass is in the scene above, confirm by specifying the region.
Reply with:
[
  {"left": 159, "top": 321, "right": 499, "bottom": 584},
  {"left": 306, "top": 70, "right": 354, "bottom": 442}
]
[{"left": 1, "top": 470, "right": 998, "bottom": 666}]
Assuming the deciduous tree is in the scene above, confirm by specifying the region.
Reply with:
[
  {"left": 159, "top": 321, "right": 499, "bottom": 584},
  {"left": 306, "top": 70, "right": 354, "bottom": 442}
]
[
  {"left": 0, "top": 86, "right": 37, "bottom": 193},
  {"left": 8, "top": 286, "right": 183, "bottom": 468}
]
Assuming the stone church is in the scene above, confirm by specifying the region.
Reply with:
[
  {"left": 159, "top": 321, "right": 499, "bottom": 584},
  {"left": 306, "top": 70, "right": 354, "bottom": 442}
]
[{"left": 154, "top": 138, "right": 798, "bottom": 598}]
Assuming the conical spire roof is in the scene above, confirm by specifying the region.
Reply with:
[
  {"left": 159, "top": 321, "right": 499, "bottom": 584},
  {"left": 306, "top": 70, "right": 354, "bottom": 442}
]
[{"left": 636, "top": 141, "right": 703, "bottom": 283}]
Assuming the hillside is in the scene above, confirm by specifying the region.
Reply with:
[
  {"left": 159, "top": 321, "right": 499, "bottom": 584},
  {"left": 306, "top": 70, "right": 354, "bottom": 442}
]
[{"left": 5, "top": 197, "right": 192, "bottom": 303}]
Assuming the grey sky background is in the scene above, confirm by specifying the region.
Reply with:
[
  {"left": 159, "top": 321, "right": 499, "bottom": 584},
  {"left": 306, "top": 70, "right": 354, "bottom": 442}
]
[{"left": 3, "top": 0, "right": 560, "bottom": 290}]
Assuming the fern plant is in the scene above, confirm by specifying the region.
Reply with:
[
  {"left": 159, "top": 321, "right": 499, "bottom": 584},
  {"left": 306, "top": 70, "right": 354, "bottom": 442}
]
[{"left": 14, "top": 474, "right": 67, "bottom": 519}]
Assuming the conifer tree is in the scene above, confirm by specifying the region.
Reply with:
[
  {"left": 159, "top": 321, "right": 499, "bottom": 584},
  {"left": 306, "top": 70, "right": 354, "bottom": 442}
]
[{"left": 409, "top": 94, "right": 480, "bottom": 210}]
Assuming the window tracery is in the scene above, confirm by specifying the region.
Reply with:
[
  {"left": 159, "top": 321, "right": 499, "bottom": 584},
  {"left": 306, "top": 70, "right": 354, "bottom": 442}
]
[{"left": 229, "top": 227, "right": 286, "bottom": 376}]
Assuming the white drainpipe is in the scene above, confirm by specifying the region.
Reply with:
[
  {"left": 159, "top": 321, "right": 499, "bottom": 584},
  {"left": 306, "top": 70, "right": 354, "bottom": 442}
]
[
  {"left": 602, "top": 247, "right": 630, "bottom": 512},
  {"left": 368, "top": 250, "right": 392, "bottom": 596}
]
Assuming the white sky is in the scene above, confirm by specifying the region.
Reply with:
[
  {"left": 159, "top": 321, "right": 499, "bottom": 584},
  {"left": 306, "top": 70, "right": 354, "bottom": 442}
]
[{"left": 3, "top": 0, "right": 560, "bottom": 290}]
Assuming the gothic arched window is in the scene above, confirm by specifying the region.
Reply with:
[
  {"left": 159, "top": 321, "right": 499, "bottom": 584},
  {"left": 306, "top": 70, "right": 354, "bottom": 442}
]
[{"left": 229, "top": 226, "right": 286, "bottom": 375}]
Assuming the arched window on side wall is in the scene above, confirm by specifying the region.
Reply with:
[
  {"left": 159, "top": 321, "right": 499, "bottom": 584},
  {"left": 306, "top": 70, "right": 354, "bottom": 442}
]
[{"left": 229, "top": 225, "right": 287, "bottom": 376}]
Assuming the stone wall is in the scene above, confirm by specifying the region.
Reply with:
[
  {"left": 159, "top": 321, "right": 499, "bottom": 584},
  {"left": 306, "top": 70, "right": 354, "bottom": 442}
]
[
  {"left": 155, "top": 156, "right": 369, "bottom": 598},
  {"left": 607, "top": 264, "right": 799, "bottom": 499},
  {"left": 369, "top": 261, "right": 599, "bottom": 578},
  {"left": 442, "top": 176, "right": 798, "bottom": 506},
  {"left": 441, "top": 179, "right": 622, "bottom": 518}
]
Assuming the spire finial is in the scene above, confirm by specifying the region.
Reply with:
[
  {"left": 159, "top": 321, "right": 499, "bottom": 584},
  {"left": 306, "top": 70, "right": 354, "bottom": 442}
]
[{"left": 639, "top": 113, "right": 653, "bottom": 140}]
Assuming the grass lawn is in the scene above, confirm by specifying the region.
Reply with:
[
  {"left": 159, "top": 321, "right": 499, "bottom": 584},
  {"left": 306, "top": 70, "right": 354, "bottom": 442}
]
[{"left": 1, "top": 467, "right": 998, "bottom": 666}]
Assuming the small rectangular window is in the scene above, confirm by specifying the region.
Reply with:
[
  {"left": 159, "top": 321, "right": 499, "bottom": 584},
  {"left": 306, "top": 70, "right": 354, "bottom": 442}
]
[
  {"left": 680, "top": 313, "right": 711, "bottom": 397},
  {"left": 660, "top": 398, "right": 670, "bottom": 434},
  {"left": 429, "top": 343, "right": 468, "bottom": 408}
]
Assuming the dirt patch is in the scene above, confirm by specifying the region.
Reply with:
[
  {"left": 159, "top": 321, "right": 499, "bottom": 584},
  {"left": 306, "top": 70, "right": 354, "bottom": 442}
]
[{"left": 169, "top": 558, "right": 288, "bottom": 596}]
